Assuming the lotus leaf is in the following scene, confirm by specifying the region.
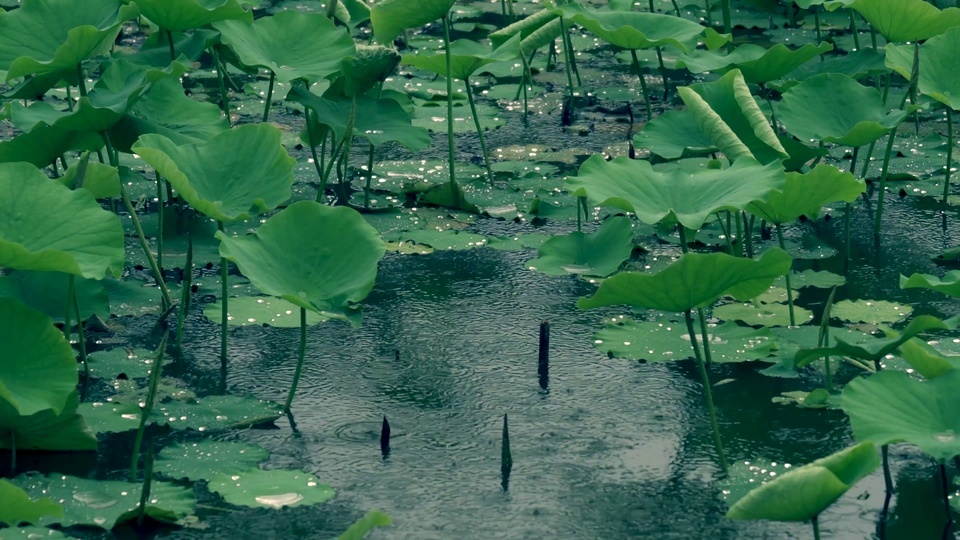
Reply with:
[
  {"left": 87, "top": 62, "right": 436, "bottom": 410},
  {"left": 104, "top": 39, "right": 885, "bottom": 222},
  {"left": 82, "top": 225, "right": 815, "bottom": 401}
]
[
  {"left": 831, "top": 299, "right": 912, "bottom": 324},
  {"left": 566, "top": 155, "right": 784, "bottom": 230},
  {"left": 714, "top": 302, "right": 814, "bottom": 327},
  {"left": 205, "top": 297, "right": 334, "bottom": 327},
  {"left": 370, "top": 0, "right": 456, "bottom": 44},
  {"left": 897, "top": 338, "right": 960, "bottom": 379},
  {"left": 0, "top": 480, "right": 62, "bottom": 527},
  {"left": 0, "top": 392, "right": 97, "bottom": 451},
  {"left": 678, "top": 70, "right": 788, "bottom": 164},
  {"left": 0, "top": 271, "right": 109, "bottom": 324},
  {"left": 843, "top": 369, "right": 960, "bottom": 461},
  {"left": 633, "top": 108, "right": 717, "bottom": 160},
  {"left": 0, "top": 123, "right": 102, "bottom": 168},
  {"left": 79, "top": 393, "right": 282, "bottom": 434},
  {"left": 490, "top": 8, "right": 558, "bottom": 48},
  {"left": 0, "top": 527, "right": 70, "bottom": 539},
  {"left": 676, "top": 43, "right": 833, "bottom": 84},
  {"left": 132, "top": 124, "right": 295, "bottom": 222},
  {"left": 383, "top": 229, "right": 488, "bottom": 251},
  {"left": 215, "top": 11, "right": 355, "bottom": 84},
  {"left": 526, "top": 216, "right": 634, "bottom": 277},
  {"left": 727, "top": 442, "right": 878, "bottom": 520},
  {"left": 593, "top": 318, "right": 777, "bottom": 362},
  {"left": 720, "top": 458, "right": 796, "bottom": 507},
  {"left": 848, "top": 0, "right": 960, "bottom": 42},
  {"left": 777, "top": 74, "right": 913, "bottom": 147},
  {"left": 779, "top": 269, "right": 846, "bottom": 289},
  {"left": 217, "top": 201, "right": 385, "bottom": 321},
  {"left": 340, "top": 44, "right": 401, "bottom": 97},
  {"left": 901, "top": 270, "right": 960, "bottom": 297},
  {"left": 781, "top": 49, "right": 887, "bottom": 87},
  {"left": 917, "top": 27, "right": 960, "bottom": 111},
  {"left": 86, "top": 348, "right": 155, "bottom": 380},
  {"left": 156, "top": 440, "right": 269, "bottom": 481},
  {"left": 402, "top": 34, "right": 522, "bottom": 81},
  {"left": 746, "top": 164, "right": 865, "bottom": 224},
  {"left": 61, "top": 160, "right": 120, "bottom": 199},
  {"left": 578, "top": 248, "right": 793, "bottom": 313},
  {"left": 0, "top": 162, "right": 124, "bottom": 280},
  {"left": 133, "top": 0, "right": 251, "bottom": 32},
  {"left": 338, "top": 511, "right": 393, "bottom": 540},
  {"left": 557, "top": 4, "right": 717, "bottom": 52},
  {"left": 208, "top": 468, "right": 335, "bottom": 509},
  {"left": 11, "top": 474, "right": 194, "bottom": 529}
]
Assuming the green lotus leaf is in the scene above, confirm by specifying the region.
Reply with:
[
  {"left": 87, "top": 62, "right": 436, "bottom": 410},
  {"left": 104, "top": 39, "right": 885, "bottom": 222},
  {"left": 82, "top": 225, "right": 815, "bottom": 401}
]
[
  {"left": 338, "top": 510, "right": 393, "bottom": 540},
  {"left": 0, "top": 391, "right": 97, "bottom": 451},
  {"left": 214, "top": 11, "right": 355, "bottom": 85},
  {"left": 0, "top": 479, "right": 62, "bottom": 527},
  {"left": 11, "top": 474, "right": 194, "bottom": 529},
  {"left": 370, "top": 0, "right": 456, "bottom": 44},
  {"left": 0, "top": 162, "right": 124, "bottom": 280},
  {"left": 883, "top": 42, "right": 914, "bottom": 81},
  {"left": 208, "top": 468, "right": 335, "bottom": 509},
  {"left": 79, "top": 393, "right": 283, "bottom": 434},
  {"left": 0, "top": 271, "right": 109, "bottom": 324},
  {"left": 677, "top": 69, "right": 788, "bottom": 164},
  {"left": 897, "top": 338, "right": 960, "bottom": 379},
  {"left": 676, "top": 43, "right": 833, "bottom": 84},
  {"left": 0, "top": 527, "right": 71, "bottom": 539},
  {"left": 848, "top": 0, "right": 960, "bottom": 42},
  {"left": 566, "top": 155, "right": 784, "bottom": 230},
  {"left": 720, "top": 458, "right": 797, "bottom": 507},
  {"left": 727, "top": 442, "right": 879, "bottom": 521},
  {"left": 520, "top": 18, "right": 563, "bottom": 57},
  {"left": 778, "top": 74, "right": 913, "bottom": 147},
  {"left": 558, "top": 4, "right": 717, "bottom": 52},
  {"left": 132, "top": 124, "right": 295, "bottom": 222},
  {"left": 402, "top": 34, "right": 521, "bottom": 81},
  {"left": 746, "top": 164, "right": 866, "bottom": 224},
  {"left": 133, "top": 0, "right": 251, "bottom": 32},
  {"left": 61, "top": 159, "right": 120, "bottom": 199},
  {"left": 778, "top": 269, "right": 846, "bottom": 289},
  {"left": 382, "top": 229, "right": 488, "bottom": 251},
  {"left": 289, "top": 85, "right": 430, "bottom": 150},
  {"left": 204, "top": 296, "right": 336, "bottom": 327},
  {"left": 782, "top": 48, "right": 887, "bottom": 87},
  {"left": 86, "top": 348, "right": 155, "bottom": 380},
  {"left": 917, "top": 27, "right": 960, "bottom": 110},
  {"left": 340, "top": 44, "right": 401, "bottom": 97},
  {"left": 843, "top": 369, "right": 960, "bottom": 461},
  {"left": 831, "top": 299, "right": 912, "bottom": 324},
  {"left": 0, "top": 0, "right": 127, "bottom": 83},
  {"left": 579, "top": 248, "right": 793, "bottom": 313},
  {"left": 131, "top": 28, "right": 219, "bottom": 67},
  {"left": 0, "top": 123, "right": 102, "bottom": 168},
  {"left": 633, "top": 108, "right": 717, "bottom": 160},
  {"left": 714, "top": 301, "right": 814, "bottom": 327},
  {"left": 526, "top": 216, "right": 634, "bottom": 277},
  {"left": 593, "top": 318, "right": 777, "bottom": 362},
  {"left": 901, "top": 270, "right": 960, "bottom": 297},
  {"left": 490, "top": 8, "right": 558, "bottom": 48},
  {"left": 156, "top": 440, "right": 269, "bottom": 481},
  {"left": 217, "top": 201, "right": 386, "bottom": 321}
]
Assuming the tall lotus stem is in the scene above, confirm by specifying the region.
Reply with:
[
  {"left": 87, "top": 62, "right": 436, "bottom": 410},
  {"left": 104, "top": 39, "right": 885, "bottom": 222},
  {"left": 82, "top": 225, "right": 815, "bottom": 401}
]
[
  {"left": 64, "top": 275, "right": 73, "bottom": 346},
  {"left": 166, "top": 30, "right": 175, "bottom": 62},
  {"left": 131, "top": 330, "right": 168, "bottom": 482},
  {"left": 848, "top": 11, "right": 860, "bottom": 50},
  {"left": 463, "top": 76, "right": 494, "bottom": 185},
  {"left": 326, "top": 0, "right": 339, "bottom": 19},
  {"left": 874, "top": 125, "right": 900, "bottom": 235},
  {"left": 176, "top": 235, "right": 193, "bottom": 350},
  {"left": 630, "top": 50, "right": 653, "bottom": 122},
  {"left": 844, "top": 146, "right": 859, "bottom": 273},
  {"left": 72, "top": 285, "right": 88, "bottom": 377},
  {"left": 943, "top": 108, "right": 954, "bottom": 213},
  {"left": 364, "top": 142, "right": 377, "bottom": 210},
  {"left": 721, "top": 0, "right": 731, "bottom": 35},
  {"left": 212, "top": 47, "right": 231, "bottom": 122},
  {"left": 559, "top": 17, "right": 577, "bottom": 120},
  {"left": 284, "top": 307, "right": 308, "bottom": 412},
  {"left": 156, "top": 174, "right": 164, "bottom": 272},
  {"left": 775, "top": 223, "right": 796, "bottom": 326},
  {"left": 442, "top": 14, "right": 462, "bottom": 208},
  {"left": 262, "top": 70, "right": 276, "bottom": 123},
  {"left": 218, "top": 221, "right": 228, "bottom": 370},
  {"left": 812, "top": 514, "right": 821, "bottom": 540}
]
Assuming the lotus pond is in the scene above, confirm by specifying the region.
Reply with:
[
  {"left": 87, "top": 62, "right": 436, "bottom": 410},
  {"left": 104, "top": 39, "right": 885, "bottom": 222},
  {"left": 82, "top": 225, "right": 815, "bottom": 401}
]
[{"left": 4, "top": 0, "right": 960, "bottom": 538}]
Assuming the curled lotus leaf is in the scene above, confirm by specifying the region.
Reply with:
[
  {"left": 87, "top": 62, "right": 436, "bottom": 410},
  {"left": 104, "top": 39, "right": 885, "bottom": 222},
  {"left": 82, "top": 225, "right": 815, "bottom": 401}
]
[{"left": 133, "top": 0, "right": 251, "bottom": 32}]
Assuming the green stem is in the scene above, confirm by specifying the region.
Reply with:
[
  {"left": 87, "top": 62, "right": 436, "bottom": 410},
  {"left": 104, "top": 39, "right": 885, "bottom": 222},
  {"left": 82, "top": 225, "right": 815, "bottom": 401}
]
[
  {"left": 156, "top": 174, "right": 163, "bottom": 272},
  {"left": 463, "top": 77, "right": 494, "bottom": 185},
  {"left": 733, "top": 210, "right": 743, "bottom": 257},
  {"left": 943, "top": 108, "right": 954, "bottom": 212},
  {"left": 176, "top": 235, "right": 193, "bottom": 350},
  {"left": 73, "top": 285, "right": 88, "bottom": 379},
  {"left": 814, "top": 6, "right": 822, "bottom": 49},
  {"left": 131, "top": 331, "right": 168, "bottom": 483},
  {"left": 721, "top": 0, "right": 732, "bottom": 35},
  {"left": 775, "top": 223, "right": 796, "bottom": 326},
  {"left": 716, "top": 212, "right": 733, "bottom": 254},
  {"left": 219, "top": 221, "right": 228, "bottom": 371},
  {"left": 818, "top": 286, "right": 837, "bottom": 389},
  {"left": 812, "top": 515, "right": 821, "bottom": 540},
  {"left": 684, "top": 309, "right": 728, "bottom": 474},
  {"left": 849, "top": 11, "right": 860, "bottom": 50},
  {"left": 166, "top": 30, "right": 175, "bottom": 62},
  {"left": 845, "top": 146, "right": 859, "bottom": 273},
  {"left": 364, "top": 143, "right": 376, "bottom": 210},
  {"left": 64, "top": 274, "right": 73, "bottom": 345},
  {"left": 284, "top": 307, "right": 308, "bottom": 413},
  {"left": 136, "top": 439, "right": 155, "bottom": 528},
  {"left": 874, "top": 125, "right": 900, "bottom": 235},
  {"left": 560, "top": 17, "right": 577, "bottom": 119},
  {"left": 683, "top": 309, "right": 706, "bottom": 365},
  {"left": 743, "top": 212, "right": 755, "bottom": 259},
  {"left": 213, "top": 48, "right": 230, "bottom": 122},
  {"left": 306, "top": 109, "right": 325, "bottom": 184},
  {"left": 262, "top": 70, "right": 275, "bottom": 123},
  {"left": 697, "top": 307, "right": 714, "bottom": 366},
  {"left": 630, "top": 49, "right": 653, "bottom": 122},
  {"left": 442, "top": 15, "right": 460, "bottom": 207},
  {"left": 704, "top": 0, "right": 713, "bottom": 25},
  {"left": 326, "top": 0, "right": 339, "bottom": 18},
  {"left": 77, "top": 64, "right": 87, "bottom": 97}
]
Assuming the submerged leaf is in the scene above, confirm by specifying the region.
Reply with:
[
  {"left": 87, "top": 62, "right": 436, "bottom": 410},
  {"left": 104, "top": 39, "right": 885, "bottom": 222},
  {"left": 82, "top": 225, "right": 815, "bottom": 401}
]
[
  {"left": 208, "top": 469, "right": 335, "bottom": 509},
  {"left": 594, "top": 318, "right": 777, "bottom": 363},
  {"left": 156, "top": 441, "right": 269, "bottom": 481}
]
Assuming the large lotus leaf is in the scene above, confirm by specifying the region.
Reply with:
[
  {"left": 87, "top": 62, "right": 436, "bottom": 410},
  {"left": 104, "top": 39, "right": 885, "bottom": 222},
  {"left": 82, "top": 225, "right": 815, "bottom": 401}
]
[
  {"left": 490, "top": 8, "right": 558, "bottom": 48},
  {"left": 133, "top": 0, "right": 251, "bottom": 32},
  {"left": 557, "top": 4, "right": 714, "bottom": 52},
  {"left": 0, "top": 123, "right": 103, "bottom": 168},
  {"left": 0, "top": 480, "right": 62, "bottom": 527},
  {"left": 340, "top": 44, "right": 401, "bottom": 97},
  {"left": 566, "top": 155, "right": 784, "bottom": 230},
  {"left": 11, "top": 474, "right": 194, "bottom": 529},
  {"left": 339, "top": 511, "right": 393, "bottom": 540},
  {"left": 217, "top": 201, "right": 385, "bottom": 320},
  {"left": 778, "top": 74, "right": 912, "bottom": 147},
  {"left": 0, "top": 392, "right": 97, "bottom": 451},
  {"left": 883, "top": 42, "right": 914, "bottom": 81},
  {"left": 215, "top": 11, "right": 355, "bottom": 85},
  {"left": 370, "top": 0, "right": 456, "bottom": 44},
  {"left": 633, "top": 108, "right": 717, "bottom": 159},
  {"left": 0, "top": 271, "right": 109, "bottom": 324},
  {"left": 0, "top": 0, "right": 126, "bottom": 82},
  {"left": 727, "top": 442, "right": 878, "bottom": 521},
  {"left": 898, "top": 338, "right": 960, "bottom": 379},
  {"left": 676, "top": 43, "right": 833, "bottom": 84},
  {"left": 0, "top": 163, "right": 124, "bottom": 279},
  {"left": 843, "top": 369, "right": 960, "bottom": 461},
  {"left": 402, "top": 34, "right": 521, "bottom": 81},
  {"left": 901, "top": 270, "right": 960, "bottom": 297},
  {"left": 109, "top": 76, "right": 229, "bottom": 153},
  {"left": 208, "top": 468, "right": 335, "bottom": 509},
  {"left": 289, "top": 85, "right": 430, "bottom": 150},
  {"left": 61, "top": 159, "right": 121, "bottom": 199},
  {"left": 157, "top": 441, "right": 269, "bottom": 481},
  {"left": 747, "top": 164, "right": 865, "bottom": 224},
  {"left": 677, "top": 70, "right": 788, "bottom": 164},
  {"left": 594, "top": 318, "right": 777, "bottom": 362},
  {"left": 848, "top": 0, "right": 960, "bottom": 42},
  {"left": 918, "top": 27, "right": 960, "bottom": 110},
  {"left": 132, "top": 124, "right": 295, "bottom": 222},
  {"left": 782, "top": 49, "right": 887, "bottom": 87},
  {"left": 579, "top": 248, "right": 793, "bottom": 312},
  {"left": 526, "top": 216, "right": 634, "bottom": 277}
]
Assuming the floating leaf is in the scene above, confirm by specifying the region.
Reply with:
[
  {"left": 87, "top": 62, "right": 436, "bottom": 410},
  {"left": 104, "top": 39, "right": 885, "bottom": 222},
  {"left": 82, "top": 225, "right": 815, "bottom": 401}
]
[
  {"left": 714, "top": 302, "right": 814, "bottom": 327},
  {"left": 746, "top": 164, "right": 865, "bottom": 224},
  {"left": 526, "top": 216, "right": 634, "bottom": 277},
  {"left": 831, "top": 299, "right": 912, "bottom": 324},
  {"left": 676, "top": 43, "right": 833, "bottom": 84},
  {"left": 156, "top": 441, "right": 269, "bottom": 481},
  {"left": 779, "top": 270, "right": 846, "bottom": 289},
  {"left": 0, "top": 527, "right": 71, "bottom": 539},
  {"left": 208, "top": 469, "right": 335, "bottom": 509},
  {"left": 593, "top": 318, "right": 777, "bottom": 363},
  {"left": 566, "top": 155, "right": 784, "bottom": 230},
  {"left": 78, "top": 393, "right": 282, "bottom": 434},
  {"left": 0, "top": 479, "right": 62, "bottom": 527},
  {"left": 86, "top": 348, "right": 155, "bottom": 380},
  {"left": 843, "top": 370, "right": 960, "bottom": 461},
  {"left": 382, "top": 229, "right": 487, "bottom": 251},
  {"left": 133, "top": 0, "right": 251, "bottom": 32},
  {"left": 205, "top": 297, "right": 334, "bottom": 327},
  {"left": 0, "top": 392, "right": 97, "bottom": 451},
  {"left": 898, "top": 338, "right": 960, "bottom": 379}
]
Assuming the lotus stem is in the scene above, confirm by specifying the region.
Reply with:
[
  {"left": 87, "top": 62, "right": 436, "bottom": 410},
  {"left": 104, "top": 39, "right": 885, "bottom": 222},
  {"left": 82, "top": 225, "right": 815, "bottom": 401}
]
[
  {"left": 670, "top": 0, "right": 681, "bottom": 16},
  {"left": 716, "top": 212, "right": 733, "bottom": 254},
  {"left": 869, "top": 24, "right": 878, "bottom": 51},
  {"left": 131, "top": 330, "right": 168, "bottom": 482},
  {"left": 72, "top": 285, "right": 88, "bottom": 378},
  {"left": 136, "top": 439, "right": 155, "bottom": 528},
  {"left": 262, "top": 70, "right": 276, "bottom": 123},
  {"left": 814, "top": 6, "right": 822, "bottom": 49},
  {"left": 76, "top": 63, "right": 87, "bottom": 97},
  {"left": 463, "top": 76, "right": 494, "bottom": 185},
  {"left": 576, "top": 196, "right": 583, "bottom": 232},
  {"left": 940, "top": 462, "right": 954, "bottom": 538},
  {"left": 630, "top": 50, "right": 653, "bottom": 122},
  {"left": 212, "top": 47, "right": 231, "bottom": 122},
  {"left": 881, "top": 444, "right": 895, "bottom": 507},
  {"left": 684, "top": 310, "right": 728, "bottom": 474},
  {"left": 559, "top": 17, "right": 577, "bottom": 120},
  {"left": 848, "top": 11, "right": 860, "bottom": 50},
  {"left": 284, "top": 307, "right": 308, "bottom": 413},
  {"left": 696, "top": 307, "right": 715, "bottom": 366},
  {"left": 306, "top": 109, "right": 325, "bottom": 186},
  {"left": 364, "top": 143, "right": 376, "bottom": 210},
  {"left": 564, "top": 24, "right": 582, "bottom": 87},
  {"left": 812, "top": 514, "right": 821, "bottom": 540},
  {"left": 721, "top": 0, "right": 732, "bottom": 35},
  {"left": 818, "top": 286, "right": 837, "bottom": 389},
  {"left": 64, "top": 274, "right": 73, "bottom": 346},
  {"left": 775, "top": 223, "right": 797, "bottom": 326},
  {"left": 156, "top": 174, "right": 164, "bottom": 272},
  {"left": 442, "top": 14, "right": 461, "bottom": 208},
  {"left": 733, "top": 211, "right": 744, "bottom": 257},
  {"left": 325, "top": 0, "right": 339, "bottom": 19},
  {"left": 218, "top": 221, "right": 228, "bottom": 371},
  {"left": 943, "top": 108, "right": 954, "bottom": 213},
  {"left": 874, "top": 125, "right": 900, "bottom": 236},
  {"left": 704, "top": 0, "right": 713, "bottom": 25},
  {"left": 655, "top": 47, "right": 669, "bottom": 100},
  {"left": 844, "top": 146, "right": 860, "bottom": 274},
  {"left": 501, "top": 414, "right": 512, "bottom": 479},
  {"left": 743, "top": 212, "right": 755, "bottom": 258},
  {"left": 176, "top": 235, "right": 193, "bottom": 350}
]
